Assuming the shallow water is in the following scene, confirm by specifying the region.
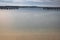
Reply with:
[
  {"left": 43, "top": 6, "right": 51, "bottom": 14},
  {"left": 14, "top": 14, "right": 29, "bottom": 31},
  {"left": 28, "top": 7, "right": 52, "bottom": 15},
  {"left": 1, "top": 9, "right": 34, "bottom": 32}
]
[
  {"left": 0, "top": 8, "right": 60, "bottom": 40},
  {"left": 0, "top": 9, "right": 60, "bottom": 32}
]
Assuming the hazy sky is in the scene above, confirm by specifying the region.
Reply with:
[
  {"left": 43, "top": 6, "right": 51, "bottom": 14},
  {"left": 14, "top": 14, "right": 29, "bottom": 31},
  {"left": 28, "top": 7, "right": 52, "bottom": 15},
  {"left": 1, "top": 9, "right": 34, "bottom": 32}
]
[{"left": 0, "top": 0, "right": 60, "bottom": 7}]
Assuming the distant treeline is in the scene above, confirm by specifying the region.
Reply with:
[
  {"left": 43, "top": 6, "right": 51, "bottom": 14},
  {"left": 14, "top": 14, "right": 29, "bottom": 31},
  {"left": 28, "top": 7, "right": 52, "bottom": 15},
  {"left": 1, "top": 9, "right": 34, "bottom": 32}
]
[{"left": 0, "top": 6, "right": 60, "bottom": 10}]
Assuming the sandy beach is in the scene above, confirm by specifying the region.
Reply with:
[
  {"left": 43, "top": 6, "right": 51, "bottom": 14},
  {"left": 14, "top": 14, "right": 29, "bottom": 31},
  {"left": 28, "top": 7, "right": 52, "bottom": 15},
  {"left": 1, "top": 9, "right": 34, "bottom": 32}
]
[{"left": 0, "top": 31, "right": 60, "bottom": 40}]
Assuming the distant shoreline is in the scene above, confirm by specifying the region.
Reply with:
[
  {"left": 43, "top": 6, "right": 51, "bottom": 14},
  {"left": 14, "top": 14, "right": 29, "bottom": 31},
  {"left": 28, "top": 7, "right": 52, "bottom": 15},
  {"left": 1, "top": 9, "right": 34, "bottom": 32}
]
[{"left": 0, "top": 6, "right": 60, "bottom": 9}]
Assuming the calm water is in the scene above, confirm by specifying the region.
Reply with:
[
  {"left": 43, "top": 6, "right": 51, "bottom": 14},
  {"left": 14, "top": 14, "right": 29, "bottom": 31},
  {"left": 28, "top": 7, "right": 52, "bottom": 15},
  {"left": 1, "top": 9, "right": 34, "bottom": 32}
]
[{"left": 0, "top": 8, "right": 60, "bottom": 33}]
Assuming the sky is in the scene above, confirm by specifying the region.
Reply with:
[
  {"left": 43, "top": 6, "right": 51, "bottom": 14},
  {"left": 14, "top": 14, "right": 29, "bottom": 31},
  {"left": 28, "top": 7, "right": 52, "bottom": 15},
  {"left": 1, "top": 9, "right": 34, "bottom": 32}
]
[{"left": 0, "top": 0, "right": 60, "bottom": 7}]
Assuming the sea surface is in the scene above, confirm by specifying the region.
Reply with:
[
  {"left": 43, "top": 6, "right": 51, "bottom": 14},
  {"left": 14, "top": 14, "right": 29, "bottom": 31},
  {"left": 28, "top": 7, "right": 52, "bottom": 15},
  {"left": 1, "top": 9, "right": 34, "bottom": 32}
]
[{"left": 0, "top": 8, "right": 60, "bottom": 40}]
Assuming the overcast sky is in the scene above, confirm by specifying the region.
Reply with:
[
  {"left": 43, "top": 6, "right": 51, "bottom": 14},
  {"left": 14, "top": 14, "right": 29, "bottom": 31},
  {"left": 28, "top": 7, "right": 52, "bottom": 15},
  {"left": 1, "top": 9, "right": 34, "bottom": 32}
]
[{"left": 0, "top": 0, "right": 60, "bottom": 7}]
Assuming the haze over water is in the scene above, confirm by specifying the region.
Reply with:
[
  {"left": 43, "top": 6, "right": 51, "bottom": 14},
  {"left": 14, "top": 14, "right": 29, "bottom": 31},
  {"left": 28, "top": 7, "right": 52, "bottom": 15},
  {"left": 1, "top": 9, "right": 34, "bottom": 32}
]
[{"left": 0, "top": 8, "right": 60, "bottom": 40}]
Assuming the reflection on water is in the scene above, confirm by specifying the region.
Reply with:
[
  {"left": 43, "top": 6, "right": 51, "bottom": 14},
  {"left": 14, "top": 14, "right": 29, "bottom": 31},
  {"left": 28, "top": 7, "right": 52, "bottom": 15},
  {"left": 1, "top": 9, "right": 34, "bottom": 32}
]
[{"left": 0, "top": 8, "right": 60, "bottom": 40}]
